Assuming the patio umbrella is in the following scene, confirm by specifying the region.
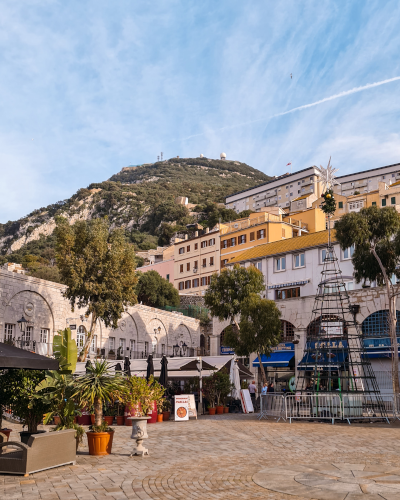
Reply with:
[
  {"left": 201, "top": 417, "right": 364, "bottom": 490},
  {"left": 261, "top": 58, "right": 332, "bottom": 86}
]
[
  {"left": 159, "top": 355, "right": 168, "bottom": 388},
  {"left": 124, "top": 356, "right": 131, "bottom": 377},
  {"left": 229, "top": 358, "right": 241, "bottom": 400},
  {"left": 0, "top": 343, "right": 59, "bottom": 370},
  {"left": 146, "top": 354, "right": 154, "bottom": 382}
]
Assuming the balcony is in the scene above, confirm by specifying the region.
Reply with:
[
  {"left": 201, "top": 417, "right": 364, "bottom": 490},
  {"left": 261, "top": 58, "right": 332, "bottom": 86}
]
[{"left": 220, "top": 213, "right": 281, "bottom": 235}]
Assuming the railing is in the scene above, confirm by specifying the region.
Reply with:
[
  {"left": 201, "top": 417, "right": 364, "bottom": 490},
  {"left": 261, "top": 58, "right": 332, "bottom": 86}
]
[
  {"left": 220, "top": 214, "right": 281, "bottom": 234},
  {"left": 259, "top": 392, "right": 393, "bottom": 424},
  {"left": 89, "top": 347, "right": 196, "bottom": 360}
]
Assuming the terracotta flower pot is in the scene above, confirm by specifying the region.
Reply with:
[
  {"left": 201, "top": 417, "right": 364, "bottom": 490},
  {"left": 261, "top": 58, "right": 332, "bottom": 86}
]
[
  {"left": 86, "top": 431, "right": 114, "bottom": 456},
  {"left": 162, "top": 411, "right": 170, "bottom": 421},
  {"left": 116, "top": 416, "right": 125, "bottom": 426},
  {"left": 0, "top": 429, "right": 11, "bottom": 441},
  {"left": 157, "top": 414, "right": 163, "bottom": 423},
  {"left": 224, "top": 407, "right": 229, "bottom": 413},
  {"left": 216, "top": 406, "right": 224, "bottom": 414},
  {"left": 103, "top": 416, "right": 114, "bottom": 426},
  {"left": 208, "top": 407, "right": 216, "bottom": 415}
]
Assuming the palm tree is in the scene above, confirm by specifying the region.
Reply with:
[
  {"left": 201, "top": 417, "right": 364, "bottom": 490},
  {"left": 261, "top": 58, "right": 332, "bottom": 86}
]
[{"left": 72, "top": 360, "right": 126, "bottom": 426}]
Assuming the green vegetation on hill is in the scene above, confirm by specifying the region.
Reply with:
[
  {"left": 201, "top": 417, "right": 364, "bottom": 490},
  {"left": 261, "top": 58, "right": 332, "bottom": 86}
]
[{"left": 0, "top": 157, "right": 271, "bottom": 277}]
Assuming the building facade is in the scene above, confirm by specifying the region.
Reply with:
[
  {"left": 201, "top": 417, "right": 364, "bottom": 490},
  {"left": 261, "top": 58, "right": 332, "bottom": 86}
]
[
  {"left": 136, "top": 259, "right": 175, "bottom": 285},
  {"left": 0, "top": 268, "right": 201, "bottom": 359}
]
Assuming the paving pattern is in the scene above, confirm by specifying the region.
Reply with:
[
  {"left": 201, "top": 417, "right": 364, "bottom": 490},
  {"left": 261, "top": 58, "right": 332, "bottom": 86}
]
[{"left": 1, "top": 414, "right": 400, "bottom": 499}]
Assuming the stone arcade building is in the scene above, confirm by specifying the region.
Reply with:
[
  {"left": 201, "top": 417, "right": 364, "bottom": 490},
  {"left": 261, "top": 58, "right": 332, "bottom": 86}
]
[{"left": 0, "top": 268, "right": 201, "bottom": 359}]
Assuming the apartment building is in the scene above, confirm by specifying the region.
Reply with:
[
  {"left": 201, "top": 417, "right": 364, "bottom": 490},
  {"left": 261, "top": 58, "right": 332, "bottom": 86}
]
[
  {"left": 220, "top": 208, "right": 325, "bottom": 268},
  {"left": 226, "top": 161, "right": 400, "bottom": 215},
  {"left": 174, "top": 228, "right": 220, "bottom": 296}
]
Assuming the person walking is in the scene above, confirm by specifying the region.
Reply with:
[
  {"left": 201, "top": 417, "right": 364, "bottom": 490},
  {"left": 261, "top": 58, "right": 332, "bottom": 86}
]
[{"left": 248, "top": 380, "right": 257, "bottom": 409}]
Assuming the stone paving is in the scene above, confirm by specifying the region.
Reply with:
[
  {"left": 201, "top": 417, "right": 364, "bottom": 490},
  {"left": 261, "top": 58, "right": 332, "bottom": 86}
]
[{"left": 1, "top": 414, "right": 400, "bottom": 500}]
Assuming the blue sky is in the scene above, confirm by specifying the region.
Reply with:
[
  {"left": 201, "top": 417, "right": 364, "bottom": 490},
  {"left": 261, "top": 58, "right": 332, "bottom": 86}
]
[{"left": 1, "top": 1, "right": 400, "bottom": 222}]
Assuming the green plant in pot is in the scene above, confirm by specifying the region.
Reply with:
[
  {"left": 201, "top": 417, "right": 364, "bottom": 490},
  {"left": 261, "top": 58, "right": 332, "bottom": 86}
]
[
  {"left": 161, "top": 399, "right": 172, "bottom": 421},
  {"left": 203, "top": 373, "right": 217, "bottom": 415},
  {"left": 72, "top": 360, "right": 126, "bottom": 455},
  {"left": 0, "top": 369, "right": 16, "bottom": 440},
  {"left": 35, "top": 370, "right": 84, "bottom": 449},
  {"left": 215, "top": 370, "right": 234, "bottom": 413},
  {"left": 2, "top": 369, "right": 50, "bottom": 443}
]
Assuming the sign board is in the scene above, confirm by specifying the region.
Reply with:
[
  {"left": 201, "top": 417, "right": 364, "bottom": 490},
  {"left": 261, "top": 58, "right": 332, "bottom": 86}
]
[
  {"left": 174, "top": 395, "right": 189, "bottom": 421},
  {"left": 220, "top": 346, "right": 235, "bottom": 355},
  {"left": 187, "top": 394, "right": 197, "bottom": 419},
  {"left": 70, "top": 325, "right": 76, "bottom": 330},
  {"left": 320, "top": 322, "right": 343, "bottom": 338},
  {"left": 240, "top": 389, "right": 254, "bottom": 413}
]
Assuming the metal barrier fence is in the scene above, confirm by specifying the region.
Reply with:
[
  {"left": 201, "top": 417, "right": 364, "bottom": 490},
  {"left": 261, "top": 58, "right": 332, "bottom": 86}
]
[{"left": 259, "top": 393, "right": 394, "bottom": 424}]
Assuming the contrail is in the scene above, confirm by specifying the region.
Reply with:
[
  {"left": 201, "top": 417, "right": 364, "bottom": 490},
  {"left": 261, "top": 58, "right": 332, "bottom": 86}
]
[{"left": 174, "top": 76, "right": 400, "bottom": 142}]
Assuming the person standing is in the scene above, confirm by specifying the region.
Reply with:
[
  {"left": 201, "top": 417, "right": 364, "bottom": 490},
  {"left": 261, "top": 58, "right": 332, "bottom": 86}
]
[
  {"left": 269, "top": 382, "right": 275, "bottom": 393},
  {"left": 261, "top": 382, "right": 269, "bottom": 395}
]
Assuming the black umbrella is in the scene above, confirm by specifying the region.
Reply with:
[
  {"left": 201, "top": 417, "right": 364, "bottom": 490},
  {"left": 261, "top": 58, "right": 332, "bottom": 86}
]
[
  {"left": 146, "top": 354, "right": 154, "bottom": 382},
  {"left": 124, "top": 356, "right": 131, "bottom": 377},
  {"left": 0, "top": 343, "right": 59, "bottom": 370},
  {"left": 159, "top": 355, "right": 168, "bottom": 388}
]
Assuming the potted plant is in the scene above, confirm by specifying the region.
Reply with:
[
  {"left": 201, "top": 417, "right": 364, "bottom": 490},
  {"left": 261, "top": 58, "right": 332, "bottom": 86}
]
[
  {"left": 35, "top": 370, "right": 85, "bottom": 451},
  {"left": 73, "top": 360, "right": 126, "bottom": 456},
  {"left": 103, "top": 403, "right": 116, "bottom": 426},
  {"left": 215, "top": 370, "right": 234, "bottom": 415},
  {"left": 116, "top": 402, "right": 125, "bottom": 426},
  {"left": 0, "top": 372, "right": 15, "bottom": 441},
  {"left": 3, "top": 369, "right": 50, "bottom": 443},
  {"left": 203, "top": 374, "right": 217, "bottom": 415},
  {"left": 162, "top": 399, "right": 172, "bottom": 421},
  {"left": 157, "top": 405, "right": 164, "bottom": 422}
]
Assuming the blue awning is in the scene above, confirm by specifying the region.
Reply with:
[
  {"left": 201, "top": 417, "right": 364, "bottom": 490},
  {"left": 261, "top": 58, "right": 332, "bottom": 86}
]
[
  {"left": 297, "top": 351, "right": 347, "bottom": 370},
  {"left": 253, "top": 351, "right": 295, "bottom": 367}
]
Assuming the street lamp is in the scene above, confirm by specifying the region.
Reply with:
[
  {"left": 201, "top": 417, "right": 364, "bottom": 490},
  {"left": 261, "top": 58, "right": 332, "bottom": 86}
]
[
  {"left": 196, "top": 356, "right": 203, "bottom": 414},
  {"left": 17, "top": 315, "right": 28, "bottom": 334},
  {"left": 173, "top": 344, "right": 179, "bottom": 357},
  {"left": 182, "top": 342, "right": 187, "bottom": 356}
]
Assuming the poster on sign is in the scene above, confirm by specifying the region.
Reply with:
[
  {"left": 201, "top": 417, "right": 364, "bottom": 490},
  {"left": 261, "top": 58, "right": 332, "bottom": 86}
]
[
  {"left": 240, "top": 389, "right": 254, "bottom": 413},
  {"left": 178, "top": 394, "right": 197, "bottom": 419},
  {"left": 174, "top": 395, "right": 189, "bottom": 421},
  {"left": 320, "top": 322, "right": 343, "bottom": 338}
]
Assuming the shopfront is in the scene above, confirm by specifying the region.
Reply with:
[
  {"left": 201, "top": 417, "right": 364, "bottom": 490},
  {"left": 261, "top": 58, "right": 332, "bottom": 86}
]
[{"left": 252, "top": 342, "right": 295, "bottom": 392}]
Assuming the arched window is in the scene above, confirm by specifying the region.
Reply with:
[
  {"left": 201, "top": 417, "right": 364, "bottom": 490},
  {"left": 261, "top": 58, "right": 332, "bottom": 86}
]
[
  {"left": 361, "top": 310, "right": 400, "bottom": 337},
  {"left": 281, "top": 320, "right": 295, "bottom": 342},
  {"left": 307, "top": 315, "right": 347, "bottom": 338},
  {"left": 77, "top": 325, "right": 86, "bottom": 348}
]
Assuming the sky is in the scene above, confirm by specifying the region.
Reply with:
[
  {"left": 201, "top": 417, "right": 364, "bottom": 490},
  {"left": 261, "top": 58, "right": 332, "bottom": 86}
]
[{"left": 1, "top": 1, "right": 400, "bottom": 223}]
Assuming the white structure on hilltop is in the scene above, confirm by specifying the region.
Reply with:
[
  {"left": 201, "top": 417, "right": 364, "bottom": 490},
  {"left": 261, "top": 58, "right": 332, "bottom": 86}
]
[{"left": 220, "top": 152, "right": 226, "bottom": 160}]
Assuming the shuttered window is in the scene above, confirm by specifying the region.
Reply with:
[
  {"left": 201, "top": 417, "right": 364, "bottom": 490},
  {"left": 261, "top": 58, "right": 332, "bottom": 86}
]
[{"left": 250, "top": 232, "right": 255, "bottom": 241}]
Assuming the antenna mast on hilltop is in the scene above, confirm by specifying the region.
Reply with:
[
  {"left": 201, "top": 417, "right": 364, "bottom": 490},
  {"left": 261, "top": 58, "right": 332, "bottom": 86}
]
[{"left": 161, "top": 152, "right": 163, "bottom": 161}]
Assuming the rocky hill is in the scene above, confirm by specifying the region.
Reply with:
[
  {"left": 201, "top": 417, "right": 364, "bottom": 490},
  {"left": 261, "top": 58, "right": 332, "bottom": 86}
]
[{"left": 0, "top": 157, "right": 271, "bottom": 276}]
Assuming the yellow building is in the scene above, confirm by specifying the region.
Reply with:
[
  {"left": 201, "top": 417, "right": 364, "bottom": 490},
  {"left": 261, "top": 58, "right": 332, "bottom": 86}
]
[{"left": 220, "top": 208, "right": 325, "bottom": 268}]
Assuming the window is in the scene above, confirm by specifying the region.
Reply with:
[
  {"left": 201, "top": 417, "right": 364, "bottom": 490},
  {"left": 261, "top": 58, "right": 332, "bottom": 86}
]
[
  {"left": 161, "top": 344, "right": 165, "bottom": 355},
  {"left": 119, "top": 338, "right": 126, "bottom": 354},
  {"left": 250, "top": 232, "right": 255, "bottom": 241},
  {"left": 238, "top": 234, "right": 246, "bottom": 244},
  {"left": 298, "top": 181, "right": 300, "bottom": 185},
  {"left": 194, "top": 261, "right": 198, "bottom": 270},
  {"left": 202, "top": 258, "right": 206, "bottom": 267},
  {"left": 201, "top": 241, "right": 208, "bottom": 248},
  {"left": 210, "top": 256, "right": 214, "bottom": 266},
  {"left": 4, "top": 324, "right": 14, "bottom": 341},
  {"left": 338, "top": 201, "right": 343, "bottom": 209},
  {"left": 109, "top": 337, "right": 115, "bottom": 351},
  {"left": 391, "top": 197, "right": 396, "bottom": 205},
  {"left": 187, "top": 245, "right": 190, "bottom": 252},
  {"left": 195, "top": 243, "right": 198, "bottom": 250},
  {"left": 257, "top": 262, "right": 262, "bottom": 271},
  {"left": 166, "top": 274, "right": 170, "bottom": 282},
  {"left": 40, "top": 328, "right": 49, "bottom": 343},
  {"left": 346, "top": 282, "right": 354, "bottom": 291},
  {"left": 257, "top": 229, "right": 265, "bottom": 240},
  {"left": 290, "top": 192, "right": 293, "bottom": 196},
  {"left": 145, "top": 342, "right": 149, "bottom": 356},
  {"left": 343, "top": 245, "right": 355, "bottom": 259},
  {"left": 179, "top": 247, "right": 185, "bottom": 254},
  {"left": 180, "top": 264, "right": 183, "bottom": 273},
  {"left": 276, "top": 287, "right": 300, "bottom": 300},
  {"left": 282, "top": 228, "right": 286, "bottom": 238},
  {"left": 275, "top": 257, "right": 286, "bottom": 271},
  {"left": 221, "top": 259, "right": 228, "bottom": 269},
  {"left": 294, "top": 253, "right": 305, "bottom": 268},
  {"left": 372, "top": 201, "right": 376, "bottom": 206},
  {"left": 130, "top": 339, "right": 135, "bottom": 355},
  {"left": 179, "top": 282, "right": 184, "bottom": 290},
  {"left": 77, "top": 326, "right": 86, "bottom": 349},
  {"left": 193, "top": 278, "right": 199, "bottom": 288},
  {"left": 185, "top": 280, "right": 191, "bottom": 289},
  {"left": 321, "top": 249, "right": 327, "bottom": 263},
  {"left": 278, "top": 196, "right": 281, "bottom": 200},
  {"left": 23, "top": 326, "right": 33, "bottom": 342},
  {"left": 209, "top": 238, "right": 215, "bottom": 246},
  {"left": 201, "top": 277, "right": 207, "bottom": 286},
  {"left": 186, "top": 263, "right": 190, "bottom": 271},
  {"left": 382, "top": 199, "right": 387, "bottom": 207},
  {"left": 221, "top": 240, "right": 228, "bottom": 249}
]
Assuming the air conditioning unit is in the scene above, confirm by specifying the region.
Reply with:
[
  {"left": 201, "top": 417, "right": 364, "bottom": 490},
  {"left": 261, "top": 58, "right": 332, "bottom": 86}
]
[{"left": 193, "top": 268, "right": 198, "bottom": 273}]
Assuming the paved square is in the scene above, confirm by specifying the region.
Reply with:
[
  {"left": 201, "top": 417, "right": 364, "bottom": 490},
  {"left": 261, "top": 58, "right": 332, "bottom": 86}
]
[{"left": 1, "top": 415, "right": 400, "bottom": 499}]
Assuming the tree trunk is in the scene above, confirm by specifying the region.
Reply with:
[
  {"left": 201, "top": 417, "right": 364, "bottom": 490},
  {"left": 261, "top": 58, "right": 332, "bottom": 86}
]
[
  {"left": 257, "top": 352, "right": 267, "bottom": 385},
  {"left": 78, "top": 314, "right": 97, "bottom": 362},
  {"left": 371, "top": 248, "right": 400, "bottom": 408},
  {"left": 94, "top": 397, "right": 102, "bottom": 427}
]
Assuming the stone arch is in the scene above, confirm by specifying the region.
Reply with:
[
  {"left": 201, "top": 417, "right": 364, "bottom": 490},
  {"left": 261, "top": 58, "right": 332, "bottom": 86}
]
[
  {"left": 3, "top": 289, "right": 56, "bottom": 341},
  {"left": 147, "top": 317, "right": 168, "bottom": 355},
  {"left": 281, "top": 320, "right": 295, "bottom": 342},
  {"left": 169, "top": 323, "right": 193, "bottom": 355},
  {"left": 361, "top": 310, "right": 400, "bottom": 337},
  {"left": 307, "top": 315, "right": 348, "bottom": 338}
]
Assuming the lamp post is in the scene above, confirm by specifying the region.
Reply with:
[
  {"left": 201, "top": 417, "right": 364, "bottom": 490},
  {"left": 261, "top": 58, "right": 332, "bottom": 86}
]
[
  {"left": 196, "top": 356, "right": 203, "bottom": 414},
  {"left": 17, "top": 315, "right": 28, "bottom": 346},
  {"left": 172, "top": 341, "right": 187, "bottom": 357},
  {"left": 152, "top": 326, "right": 162, "bottom": 354}
]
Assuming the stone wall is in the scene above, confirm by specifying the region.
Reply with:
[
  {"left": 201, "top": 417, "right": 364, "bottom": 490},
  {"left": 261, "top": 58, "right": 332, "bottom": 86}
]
[{"left": 179, "top": 295, "right": 206, "bottom": 307}]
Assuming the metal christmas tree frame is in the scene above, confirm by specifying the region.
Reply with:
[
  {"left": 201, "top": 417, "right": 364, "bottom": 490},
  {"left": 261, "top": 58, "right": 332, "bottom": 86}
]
[{"left": 296, "top": 159, "right": 388, "bottom": 420}]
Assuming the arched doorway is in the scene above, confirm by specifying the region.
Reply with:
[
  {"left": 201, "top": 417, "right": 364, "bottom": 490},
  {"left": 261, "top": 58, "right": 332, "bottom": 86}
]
[
  {"left": 361, "top": 310, "right": 400, "bottom": 337},
  {"left": 307, "top": 315, "right": 348, "bottom": 338},
  {"left": 281, "top": 320, "right": 295, "bottom": 342}
]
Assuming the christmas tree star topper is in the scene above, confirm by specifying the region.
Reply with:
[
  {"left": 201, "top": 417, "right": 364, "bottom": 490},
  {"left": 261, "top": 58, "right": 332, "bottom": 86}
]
[{"left": 314, "top": 157, "right": 340, "bottom": 192}]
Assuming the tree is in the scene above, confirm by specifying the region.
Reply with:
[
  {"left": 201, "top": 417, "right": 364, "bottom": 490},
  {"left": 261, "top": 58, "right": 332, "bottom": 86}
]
[
  {"left": 204, "top": 264, "right": 268, "bottom": 381},
  {"left": 55, "top": 217, "right": 138, "bottom": 361},
  {"left": 335, "top": 205, "right": 400, "bottom": 397},
  {"left": 136, "top": 270, "right": 180, "bottom": 308},
  {"left": 224, "top": 294, "right": 282, "bottom": 384}
]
